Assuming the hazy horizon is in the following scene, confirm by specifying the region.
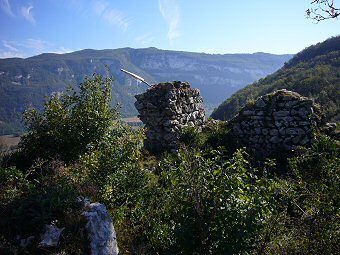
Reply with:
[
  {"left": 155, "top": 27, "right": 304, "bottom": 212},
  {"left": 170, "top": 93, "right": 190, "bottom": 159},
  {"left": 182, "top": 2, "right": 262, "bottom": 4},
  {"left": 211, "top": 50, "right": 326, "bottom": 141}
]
[{"left": 1, "top": 46, "right": 297, "bottom": 60}]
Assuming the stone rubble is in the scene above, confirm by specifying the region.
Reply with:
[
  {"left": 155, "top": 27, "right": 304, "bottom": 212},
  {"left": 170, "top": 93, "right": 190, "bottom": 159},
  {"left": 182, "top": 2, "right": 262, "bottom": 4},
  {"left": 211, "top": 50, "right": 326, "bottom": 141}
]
[
  {"left": 228, "top": 89, "right": 322, "bottom": 155},
  {"left": 135, "top": 81, "right": 205, "bottom": 152},
  {"left": 38, "top": 225, "right": 64, "bottom": 248},
  {"left": 321, "top": 122, "right": 339, "bottom": 140}
]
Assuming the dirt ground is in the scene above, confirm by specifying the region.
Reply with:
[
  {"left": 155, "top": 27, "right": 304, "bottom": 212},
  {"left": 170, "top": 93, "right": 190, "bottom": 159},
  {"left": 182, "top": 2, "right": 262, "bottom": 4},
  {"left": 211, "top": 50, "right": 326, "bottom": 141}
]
[
  {"left": 0, "top": 134, "right": 21, "bottom": 150},
  {"left": 122, "top": 117, "right": 142, "bottom": 123}
]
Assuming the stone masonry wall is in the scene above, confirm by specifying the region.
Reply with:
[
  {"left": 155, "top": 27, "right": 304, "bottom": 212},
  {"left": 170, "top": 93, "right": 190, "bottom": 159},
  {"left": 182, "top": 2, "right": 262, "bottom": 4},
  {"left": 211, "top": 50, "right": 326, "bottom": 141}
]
[
  {"left": 135, "top": 81, "right": 205, "bottom": 152},
  {"left": 229, "top": 89, "right": 321, "bottom": 155}
]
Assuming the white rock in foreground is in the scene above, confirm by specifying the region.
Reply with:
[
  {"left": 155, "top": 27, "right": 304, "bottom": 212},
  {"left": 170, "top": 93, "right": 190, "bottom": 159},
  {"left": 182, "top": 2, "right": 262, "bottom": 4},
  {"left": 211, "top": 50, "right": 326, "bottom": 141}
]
[{"left": 83, "top": 202, "right": 119, "bottom": 255}]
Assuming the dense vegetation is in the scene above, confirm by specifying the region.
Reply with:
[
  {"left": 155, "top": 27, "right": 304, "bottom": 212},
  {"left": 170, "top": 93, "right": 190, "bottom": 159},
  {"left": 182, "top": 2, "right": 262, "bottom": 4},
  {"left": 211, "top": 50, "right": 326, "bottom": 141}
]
[
  {"left": 211, "top": 36, "right": 340, "bottom": 123},
  {"left": 0, "top": 48, "right": 291, "bottom": 135},
  {"left": 0, "top": 73, "right": 339, "bottom": 254}
]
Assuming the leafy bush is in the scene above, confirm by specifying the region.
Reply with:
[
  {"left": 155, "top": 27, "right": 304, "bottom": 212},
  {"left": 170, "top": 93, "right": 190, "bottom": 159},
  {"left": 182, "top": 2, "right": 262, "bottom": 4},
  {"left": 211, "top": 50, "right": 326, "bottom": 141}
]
[
  {"left": 0, "top": 72, "right": 148, "bottom": 253},
  {"left": 11, "top": 72, "right": 118, "bottom": 169},
  {"left": 179, "top": 120, "right": 239, "bottom": 154},
  {"left": 148, "top": 147, "right": 272, "bottom": 254},
  {"left": 257, "top": 135, "right": 340, "bottom": 254},
  {"left": 0, "top": 161, "right": 80, "bottom": 254},
  {"left": 0, "top": 166, "right": 31, "bottom": 205}
]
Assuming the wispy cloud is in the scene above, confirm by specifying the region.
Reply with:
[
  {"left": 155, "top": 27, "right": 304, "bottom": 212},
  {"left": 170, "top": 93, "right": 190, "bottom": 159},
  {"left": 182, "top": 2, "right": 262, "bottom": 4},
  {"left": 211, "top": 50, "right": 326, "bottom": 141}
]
[
  {"left": 135, "top": 33, "right": 155, "bottom": 46},
  {"left": 93, "top": 0, "right": 131, "bottom": 31},
  {"left": 24, "top": 39, "right": 51, "bottom": 51},
  {"left": 102, "top": 8, "right": 130, "bottom": 30},
  {"left": 0, "top": 0, "right": 14, "bottom": 17},
  {"left": 0, "top": 51, "right": 24, "bottom": 58},
  {"left": 93, "top": 0, "right": 107, "bottom": 15},
  {"left": 159, "top": 0, "right": 181, "bottom": 45},
  {"left": 21, "top": 4, "right": 35, "bottom": 24},
  {"left": 3, "top": 40, "right": 19, "bottom": 52},
  {"left": 55, "top": 46, "right": 73, "bottom": 54},
  {"left": 0, "top": 39, "right": 74, "bottom": 59},
  {"left": 62, "top": 0, "right": 131, "bottom": 31},
  {"left": 1, "top": 40, "right": 24, "bottom": 58}
]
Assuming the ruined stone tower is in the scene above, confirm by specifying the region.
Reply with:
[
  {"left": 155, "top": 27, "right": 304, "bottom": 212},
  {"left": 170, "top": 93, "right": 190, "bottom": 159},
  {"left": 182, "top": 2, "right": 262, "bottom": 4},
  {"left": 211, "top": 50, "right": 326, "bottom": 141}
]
[
  {"left": 135, "top": 81, "right": 205, "bottom": 152},
  {"left": 229, "top": 89, "right": 322, "bottom": 156}
]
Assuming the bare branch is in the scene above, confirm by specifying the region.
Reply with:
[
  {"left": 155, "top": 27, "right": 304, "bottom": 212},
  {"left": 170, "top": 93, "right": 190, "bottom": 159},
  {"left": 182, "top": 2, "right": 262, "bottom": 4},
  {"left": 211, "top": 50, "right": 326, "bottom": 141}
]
[{"left": 307, "top": 0, "right": 340, "bottom": 21}]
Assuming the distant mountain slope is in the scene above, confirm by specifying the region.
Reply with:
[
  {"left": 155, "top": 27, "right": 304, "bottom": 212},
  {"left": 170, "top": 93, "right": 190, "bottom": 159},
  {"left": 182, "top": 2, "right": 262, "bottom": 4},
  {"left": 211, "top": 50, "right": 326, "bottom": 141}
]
[
  {"left": 211, "top": 36, "right": 340, "bottom": 123},
  {"left": 0, "top": 47, "right": 291, "bottom": 134}
]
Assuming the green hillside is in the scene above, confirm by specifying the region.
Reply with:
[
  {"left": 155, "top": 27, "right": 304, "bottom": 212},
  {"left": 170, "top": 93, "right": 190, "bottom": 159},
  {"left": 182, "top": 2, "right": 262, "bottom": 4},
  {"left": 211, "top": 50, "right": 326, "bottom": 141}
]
[
  {"left": 211, "top": 36, "right": 340, "bottom": 123},
  {"left": 0, "top": 48, "right": 291, "bottom": 134}
]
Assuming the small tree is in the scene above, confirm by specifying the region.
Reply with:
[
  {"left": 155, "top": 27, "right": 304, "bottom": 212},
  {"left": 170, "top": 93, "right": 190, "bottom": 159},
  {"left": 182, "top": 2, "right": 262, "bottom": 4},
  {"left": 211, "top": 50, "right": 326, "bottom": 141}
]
[{"left": 18, "top": 72, "right": 118, "bottom": 166}]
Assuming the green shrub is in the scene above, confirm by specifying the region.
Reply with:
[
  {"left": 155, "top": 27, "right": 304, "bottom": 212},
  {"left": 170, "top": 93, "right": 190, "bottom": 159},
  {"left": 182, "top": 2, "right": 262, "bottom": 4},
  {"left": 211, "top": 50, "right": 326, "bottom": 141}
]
[
  {"left": 10, "top": 72, "right": 118, "bottom": 169},
  {"left": 257, "top": 135, "right": 340, "bottom": 254},
  {"left": 179, "top": 120, "right": 239, "bottom": 154},
  {"left": 149, "top": 147, "right": 272, "bottom": 254},
  {"left": 0, "top": 166, "right": 31, "bottom": 205},
  {"left": 0, "top": 164, "right": 79, "bottom": 253}
]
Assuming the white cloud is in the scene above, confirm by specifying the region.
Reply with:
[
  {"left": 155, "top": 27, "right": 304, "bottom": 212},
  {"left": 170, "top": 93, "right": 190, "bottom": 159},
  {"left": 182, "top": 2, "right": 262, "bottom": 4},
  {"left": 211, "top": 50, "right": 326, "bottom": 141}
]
[
  {"left": 135, "top": 33, "right": 155, "bottom": 46},
  {"left": 3, "top": 40, "right": 19, "bottom": 52},
  {"left": 0, "top": 39, "right": 74, "bottom": 59},
  {"left": 93, "top": 0, "right": 107, "bottom": 15},
  {"left": 0, "top": 0, "right": 14, "bottom": 16},
  {"left": 53, "top": 46, "right": 74, "bottom": 54},
  {"left": 159, "top": 0, "right": 181, "bottom": 45},
  {"left": 24, "top": 39, "right": 51, "bottom": 51},
  {"left": 92, "top": 0, "right": 131, "bottom": 30},
  {"left": 21, "top": 4, "right": 35, "bottom": 24},
  {"left": 0, "top": 41, "right": 22, "bottom": 58},
  {"left": 63, "top": 0, "right": 131, "bottom": 31},
  {"left": 102, "top": 8, "right": 130, "bottom": 30},
  {"left": 0, "top": 51, "right": 23, "bottom": 58}
]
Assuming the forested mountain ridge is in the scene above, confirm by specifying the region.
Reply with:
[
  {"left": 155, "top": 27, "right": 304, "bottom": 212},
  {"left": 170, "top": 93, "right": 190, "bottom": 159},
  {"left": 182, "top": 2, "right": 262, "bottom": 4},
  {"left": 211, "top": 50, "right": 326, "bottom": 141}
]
[
  {"left": 211, "top": 36, "right": 340, "bottom": 123},
  {"left": 0, "top": 47, "right": 291, "bottom": 134}
]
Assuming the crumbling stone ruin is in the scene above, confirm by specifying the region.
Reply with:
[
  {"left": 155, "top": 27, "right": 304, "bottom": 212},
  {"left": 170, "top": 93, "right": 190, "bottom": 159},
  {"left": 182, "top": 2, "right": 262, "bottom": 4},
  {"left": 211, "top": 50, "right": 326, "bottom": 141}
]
[
  {"left": 228, "top": 89, "right": 322, "bottom": 156},
  {"left": 135, "top": 81, "right": 205, "bottom": 152},
  {"left": 135, "top": 83, "right": 334, "bottom": 157}
]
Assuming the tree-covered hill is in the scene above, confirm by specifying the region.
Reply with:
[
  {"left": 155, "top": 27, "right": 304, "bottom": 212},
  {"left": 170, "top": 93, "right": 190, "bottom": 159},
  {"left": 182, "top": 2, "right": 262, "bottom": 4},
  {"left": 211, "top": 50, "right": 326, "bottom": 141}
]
[
  {"left": 211, "top": 36, "right": 340, "bottom": 123},
  {"left": 0, "top": 48, "right": 291, "bottom": 134}
]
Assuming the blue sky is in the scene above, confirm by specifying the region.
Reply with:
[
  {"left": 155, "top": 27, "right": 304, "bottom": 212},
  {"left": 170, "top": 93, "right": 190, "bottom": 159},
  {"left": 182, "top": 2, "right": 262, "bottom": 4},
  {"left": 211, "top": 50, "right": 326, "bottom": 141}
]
[{"left": 0, "top": 0, "right": 339, "bottom": 58}]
